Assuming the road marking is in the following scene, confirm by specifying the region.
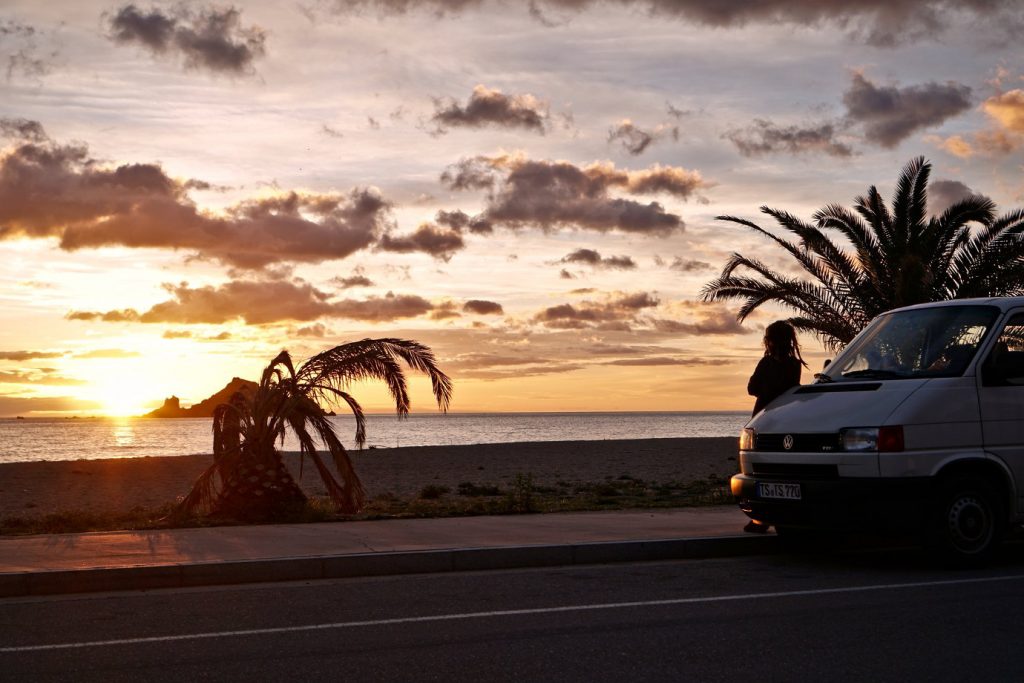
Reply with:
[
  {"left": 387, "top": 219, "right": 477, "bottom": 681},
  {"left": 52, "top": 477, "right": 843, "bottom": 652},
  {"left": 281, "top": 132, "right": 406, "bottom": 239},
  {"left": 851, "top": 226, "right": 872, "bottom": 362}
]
[{"left": 3, "top": 573, "right": 1023, "bottom": 653}]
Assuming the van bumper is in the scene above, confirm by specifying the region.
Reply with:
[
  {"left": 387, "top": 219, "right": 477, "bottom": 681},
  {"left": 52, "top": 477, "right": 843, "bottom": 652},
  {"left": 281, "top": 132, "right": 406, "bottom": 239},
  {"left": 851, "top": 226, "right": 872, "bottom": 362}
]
[{"left": 731, "top": 473, "right": 932, "bottom": 532}]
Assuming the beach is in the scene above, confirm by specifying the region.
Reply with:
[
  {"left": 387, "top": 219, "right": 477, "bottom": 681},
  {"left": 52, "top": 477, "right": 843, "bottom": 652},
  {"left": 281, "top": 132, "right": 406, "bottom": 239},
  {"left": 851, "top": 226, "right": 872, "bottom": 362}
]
[{"left": 0, "top": 437, "right": 737, "bottom": 521}]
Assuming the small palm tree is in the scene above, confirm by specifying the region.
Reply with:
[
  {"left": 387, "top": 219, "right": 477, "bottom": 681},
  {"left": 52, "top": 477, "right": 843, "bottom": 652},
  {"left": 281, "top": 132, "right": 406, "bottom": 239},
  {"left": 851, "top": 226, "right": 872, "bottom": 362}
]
[
  {"left": 178, "top": 338, "right": 452, "bottom": 519},
  {"left": 702, "top": 157, "right": 1024, "bottom": 350}
]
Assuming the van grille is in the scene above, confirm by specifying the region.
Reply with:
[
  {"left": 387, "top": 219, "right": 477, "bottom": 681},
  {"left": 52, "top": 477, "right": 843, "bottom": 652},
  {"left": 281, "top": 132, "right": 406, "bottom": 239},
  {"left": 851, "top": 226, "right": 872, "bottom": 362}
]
[
  {"left": 751, "top": 463, "right": 839, "bottom": 480},
  {"left": 755, "top": 433, "right": 839, "bottom": 452}
]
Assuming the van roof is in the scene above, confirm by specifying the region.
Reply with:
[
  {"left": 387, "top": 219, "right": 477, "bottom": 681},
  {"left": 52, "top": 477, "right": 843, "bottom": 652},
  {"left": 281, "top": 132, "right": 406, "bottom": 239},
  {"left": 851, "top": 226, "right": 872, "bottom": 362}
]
[{"left": 888, "top": 296, "right": 1024, "bottom": 315}]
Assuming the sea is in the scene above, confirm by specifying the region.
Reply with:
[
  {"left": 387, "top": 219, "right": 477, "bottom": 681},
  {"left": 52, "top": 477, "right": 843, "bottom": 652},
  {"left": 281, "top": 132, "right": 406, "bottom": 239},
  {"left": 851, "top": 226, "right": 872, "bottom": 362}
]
[{"left": 0, "top": 412, "right": 748, "bottom": 464}]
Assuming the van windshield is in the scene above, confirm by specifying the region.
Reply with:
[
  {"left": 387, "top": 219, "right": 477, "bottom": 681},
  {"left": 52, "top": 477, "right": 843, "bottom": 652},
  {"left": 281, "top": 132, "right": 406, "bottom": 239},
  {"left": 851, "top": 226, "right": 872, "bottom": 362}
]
[{"left": 820, "top": 305, "right": 1000, "bottom": 382}]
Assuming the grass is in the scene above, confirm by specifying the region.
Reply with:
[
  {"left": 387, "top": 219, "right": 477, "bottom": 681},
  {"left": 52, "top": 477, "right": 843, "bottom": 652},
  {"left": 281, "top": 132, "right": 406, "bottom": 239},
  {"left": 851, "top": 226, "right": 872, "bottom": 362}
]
[{"left": 0, "top": 473, "right": 733, "bottom": 536}]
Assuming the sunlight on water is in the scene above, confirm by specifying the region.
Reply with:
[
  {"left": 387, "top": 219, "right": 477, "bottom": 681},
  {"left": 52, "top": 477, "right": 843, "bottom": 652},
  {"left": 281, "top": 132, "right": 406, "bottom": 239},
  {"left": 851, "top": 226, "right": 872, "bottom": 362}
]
[{"left": 0, "top": 412, "right": 748, "bottom": 464}]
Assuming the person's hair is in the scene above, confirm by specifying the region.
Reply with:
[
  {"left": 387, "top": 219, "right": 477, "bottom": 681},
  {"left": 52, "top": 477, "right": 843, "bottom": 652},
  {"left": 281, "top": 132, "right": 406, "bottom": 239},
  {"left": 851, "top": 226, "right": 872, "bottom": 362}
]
[{"left": 763, "top": 320, "right": 808, "bottom": 367}]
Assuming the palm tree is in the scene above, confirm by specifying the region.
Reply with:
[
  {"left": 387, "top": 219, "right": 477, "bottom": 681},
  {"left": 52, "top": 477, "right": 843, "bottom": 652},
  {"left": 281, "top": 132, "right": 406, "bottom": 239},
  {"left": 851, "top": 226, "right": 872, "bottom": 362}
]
[
  {"left": 702, "top": 157, "right": 1024, "bottom": 350},
  {"left": 177, "top": 338, "right": 453, "bottom": 520}
]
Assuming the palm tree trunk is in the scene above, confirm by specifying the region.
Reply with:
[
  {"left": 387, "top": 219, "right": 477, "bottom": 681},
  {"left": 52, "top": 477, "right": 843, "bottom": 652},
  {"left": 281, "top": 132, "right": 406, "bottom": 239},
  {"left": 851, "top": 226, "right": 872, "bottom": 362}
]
[{"left": 214, "top": 451, "right": 306, "bottom": 520}]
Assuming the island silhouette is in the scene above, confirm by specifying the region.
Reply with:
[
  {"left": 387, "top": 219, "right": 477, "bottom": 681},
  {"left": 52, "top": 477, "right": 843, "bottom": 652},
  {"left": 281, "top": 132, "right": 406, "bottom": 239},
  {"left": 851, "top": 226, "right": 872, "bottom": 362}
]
[{"left": 144, "top": 377, "right": 257, "bottom": 418}]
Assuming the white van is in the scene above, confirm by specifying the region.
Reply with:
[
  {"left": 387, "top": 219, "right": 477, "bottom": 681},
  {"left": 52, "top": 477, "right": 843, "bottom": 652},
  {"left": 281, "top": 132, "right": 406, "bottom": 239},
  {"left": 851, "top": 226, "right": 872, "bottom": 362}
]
[{"left": 732, "top": 297, "right": 1024, "bottom": 565}]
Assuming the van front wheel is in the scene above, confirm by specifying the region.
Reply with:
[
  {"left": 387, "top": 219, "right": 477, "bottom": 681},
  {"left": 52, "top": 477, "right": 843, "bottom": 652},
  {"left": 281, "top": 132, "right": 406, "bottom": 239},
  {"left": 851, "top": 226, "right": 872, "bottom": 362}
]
[{"left": 927, "top": 475, "right": 1003, "bottom": 567}]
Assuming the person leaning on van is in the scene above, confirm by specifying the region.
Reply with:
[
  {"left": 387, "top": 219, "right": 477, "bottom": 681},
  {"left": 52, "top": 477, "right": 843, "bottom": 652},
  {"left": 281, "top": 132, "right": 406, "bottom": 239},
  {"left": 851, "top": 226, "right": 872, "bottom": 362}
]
[
  {"left": 748, "top": 320, "right": 807, "bottom": 415},
  {"left": 743, "top": 320, "right": 808, "bottom": 533}
]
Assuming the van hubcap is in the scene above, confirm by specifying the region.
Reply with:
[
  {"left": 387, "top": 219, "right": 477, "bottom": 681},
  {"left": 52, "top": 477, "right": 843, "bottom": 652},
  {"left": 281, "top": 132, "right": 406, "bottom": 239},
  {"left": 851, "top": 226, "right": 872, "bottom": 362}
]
[{"left": 947, "top": 495, "right": 991, "bottom": 552}]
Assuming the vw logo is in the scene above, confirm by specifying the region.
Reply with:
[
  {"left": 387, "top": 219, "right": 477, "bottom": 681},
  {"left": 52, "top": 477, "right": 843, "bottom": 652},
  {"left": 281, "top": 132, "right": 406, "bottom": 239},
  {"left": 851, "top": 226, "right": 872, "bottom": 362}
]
[{"left": 783, "top": 435, "right": 794, "bottom": 450}]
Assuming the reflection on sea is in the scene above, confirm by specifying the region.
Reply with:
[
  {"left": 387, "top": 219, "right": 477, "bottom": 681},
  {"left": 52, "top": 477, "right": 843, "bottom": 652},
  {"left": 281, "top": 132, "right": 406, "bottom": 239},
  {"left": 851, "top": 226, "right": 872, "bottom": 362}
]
[{"left": 111, "top": 420, "right": 136, "bottom": 449}]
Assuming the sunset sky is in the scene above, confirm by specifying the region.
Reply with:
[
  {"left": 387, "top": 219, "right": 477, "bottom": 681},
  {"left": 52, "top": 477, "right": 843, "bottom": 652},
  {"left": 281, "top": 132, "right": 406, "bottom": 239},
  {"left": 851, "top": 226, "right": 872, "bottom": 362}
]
[{"left": 1, "top": 0, "right": 1023, "bottom": 416}]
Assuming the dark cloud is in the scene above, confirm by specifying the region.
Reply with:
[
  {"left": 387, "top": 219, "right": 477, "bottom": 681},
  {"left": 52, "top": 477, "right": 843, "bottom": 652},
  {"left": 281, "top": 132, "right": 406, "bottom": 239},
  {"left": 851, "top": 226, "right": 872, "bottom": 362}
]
[
  {"left": 559, "top": 248, "right": 636, "bottom": 270},
  {"left": 604, "top": 357, "right": 731, "bottom": 367},
  {"left": 330, "top": 274, "right": 375, "bottom": 288},
  {"left": 463, "top": 299, "right": 503, "bottom": 315},
  {"left": 559, "top": 269, "right": 575, "bottom": 280},
  {"left": 608, "top": 120, "right": 678, "bottom": 156},
  {"left": 71, "top": 279, "right": 437, "bottom": 325},
  {"left": 0, "top": 133, "right": 393, "bottom": 268},
  {"left": 441, "top": 153, "right": 707, "bottom": 236},
  {"left": 0, "top": 350, "right": 63, "bottom": 361},
  {"left": 843, "top": 73, "right": 972, "bottom": 148},
  {"left": 435, "top": 209, "right": 493, "bottom": 234},
  {"left": 1, "top": 20, "right": 59, "bottom": 81},
  {"left": 431, "top": 85, "right": 549, "bottom": 134},
  {"left": 928, "top": 179, "right": 990, "bottom": 215},
  {"left": 0, "top": 118, "right": 47, "bottom": 142},
  {"left": 429, "top": 301, "right": 462, "bottom": 320},
  {"left": 533, "top": 291, "right": 659, "bottom": 330},
  {"left": 66, "top": 309, "right": 142, "bottom": 323},
  {"left": 667, "top": 256, "right": 712, "bottom": 273},
  {"left": 724, "top": 118, "right": 854, "bottom": 158},
  {"left": 323, "top": 1, "right": 1024, "bottom": 46},
  {"left": 378, "top": 223, "right": 465, "bottom": 260},
  {"left": 107, "top": 4, "right": 267, "bottom": 76},
  {"left": 652, "top": 307, "right": 747, "bottom": 335},
  {"left": 321, "top": 124, "right": 345, "bottom": 139}
]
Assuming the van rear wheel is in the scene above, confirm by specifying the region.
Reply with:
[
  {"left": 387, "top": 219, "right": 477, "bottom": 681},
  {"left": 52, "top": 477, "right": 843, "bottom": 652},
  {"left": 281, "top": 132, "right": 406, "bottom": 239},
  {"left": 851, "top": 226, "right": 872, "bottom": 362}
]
[{"left": 927, "top": 474, "right": 1003, "bottom": 568}]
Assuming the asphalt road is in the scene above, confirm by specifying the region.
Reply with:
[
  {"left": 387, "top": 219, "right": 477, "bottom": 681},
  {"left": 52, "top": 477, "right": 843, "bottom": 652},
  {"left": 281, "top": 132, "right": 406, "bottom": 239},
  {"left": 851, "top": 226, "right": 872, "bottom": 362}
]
[{"left": 3, "top": 545, "right": 1024, "bottom": 681}]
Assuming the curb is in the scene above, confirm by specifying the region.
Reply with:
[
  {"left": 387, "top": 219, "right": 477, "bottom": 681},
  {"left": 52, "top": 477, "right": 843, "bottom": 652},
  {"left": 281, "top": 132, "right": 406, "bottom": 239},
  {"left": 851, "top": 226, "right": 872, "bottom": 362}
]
[{"left": 0, "top": 534, "right": 778, "bottom": 598}]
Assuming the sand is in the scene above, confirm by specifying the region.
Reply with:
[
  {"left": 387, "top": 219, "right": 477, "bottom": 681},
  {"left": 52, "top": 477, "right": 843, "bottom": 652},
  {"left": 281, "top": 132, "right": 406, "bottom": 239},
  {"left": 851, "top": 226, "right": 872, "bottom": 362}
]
[{"left": 0, "top": 437, "right": 738, "bottom": 520}]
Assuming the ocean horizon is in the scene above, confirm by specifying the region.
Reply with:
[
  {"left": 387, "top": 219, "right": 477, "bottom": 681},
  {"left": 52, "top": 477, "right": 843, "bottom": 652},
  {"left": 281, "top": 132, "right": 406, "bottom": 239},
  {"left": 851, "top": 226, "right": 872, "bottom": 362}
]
[{"left": 0, "top": 411, "right": 747, "bottom": 464}]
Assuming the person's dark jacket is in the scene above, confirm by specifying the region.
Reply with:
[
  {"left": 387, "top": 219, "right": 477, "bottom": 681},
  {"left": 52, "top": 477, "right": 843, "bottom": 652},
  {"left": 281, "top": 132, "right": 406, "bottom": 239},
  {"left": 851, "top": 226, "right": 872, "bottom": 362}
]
[{"left": 748, "top": 355, "right": 802, "bottom": 415}]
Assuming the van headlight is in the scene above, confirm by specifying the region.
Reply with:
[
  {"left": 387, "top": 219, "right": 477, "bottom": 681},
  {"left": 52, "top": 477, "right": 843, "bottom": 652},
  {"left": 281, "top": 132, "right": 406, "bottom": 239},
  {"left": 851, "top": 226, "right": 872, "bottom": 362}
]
[
  {"left": 739, "top": 428, "right": 756, "bottom": 451},
  {"left": 840, "top": 426, "right": 904, "bottom": 452}
]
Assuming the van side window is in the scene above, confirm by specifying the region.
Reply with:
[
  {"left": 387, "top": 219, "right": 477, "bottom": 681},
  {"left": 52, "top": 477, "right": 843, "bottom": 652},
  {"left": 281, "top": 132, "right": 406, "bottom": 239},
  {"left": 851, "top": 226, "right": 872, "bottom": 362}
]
[{"left": 983, "top": 313, "right": 1024, "bottom": 386}]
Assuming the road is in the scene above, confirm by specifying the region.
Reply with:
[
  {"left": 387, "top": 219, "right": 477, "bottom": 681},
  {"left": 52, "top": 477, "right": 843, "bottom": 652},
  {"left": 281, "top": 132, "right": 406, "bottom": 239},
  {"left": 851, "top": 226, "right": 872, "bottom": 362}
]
[{"left": 2, "top": 545, "right": 1024, "bottom": 681}]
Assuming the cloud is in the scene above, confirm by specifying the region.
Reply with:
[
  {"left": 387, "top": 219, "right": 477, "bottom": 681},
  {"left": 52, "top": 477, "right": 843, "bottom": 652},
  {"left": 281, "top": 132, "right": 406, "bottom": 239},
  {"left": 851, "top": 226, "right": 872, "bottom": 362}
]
[
  {"left": 982, "top": 89, "right": 1024, "bottom": 133},
  {"left": 73, "top": 349, "right": 143, "bottom": 359},
  {"left": 608, "top": 119, "right": 678, "bottom": 156},
  {"left": 430, "top": 85, "right": 549, "bottom": 134},
  {"left": 652, "top": 305, "right": 748, "bottom": 335},
  {"left": 107, "top": 4, "right": 267, "bottom": 76},
  {"left": 0, "top": 131, "right": 394, "bottom": 268},
  {"left": 441, "top": 153, "right": 707, "bottom": 236},
  {"left": 533, "top": 291, "right": 660, "bottom": 330},
  {"left": 667, "top": 256, "right": 712, "bottom": 273},
  {"left": 66, "top": 309, "right": 142, "bottom": 323},
  {"left": 559, "top": 269, "right": 575, "bottom": 280},
  {"left": 843, "top": 72, "right": 972, "bottom": 148},
  {"left": 929, "top": 179, "right": 990, "bottom": 215},
  {"left": 330, "top": 274, "right": 375, "bottom": 288},
  {"left": 71, "top": 278, "right": 439, "bottom": 325},
  {"left": 0, "top": 350, "right": 64, "bottom": 361},
  {"left": 435, "top": 209, "right": 493, "bottom": 234},
  {"left": 162, "top": 329, "right": 193, "bottom": 339},
  {"left": 0, "top": 370, "right": 87, "bottom": 386},
  {"left": 296, "top": 323, "right": 329, "bottom": 337},
  {"left": 603, "top": 357, "right": 731, "bottom": 367},
  {"left": 558, "top": 248, "right": 636, "bottom": 270},
  {"left": 463, "top": 299, "right": 503, "bottom": 315},
  {"left": 0, "top": 395, "right": 100, "bottom": 417},
  {"left": 926, "top": 88, "right": 1024, "bottom": 157},
  {"left": 724, "top": 118, "right": 854, "bottom": 158},
  {"left": 323, "top": 1, "right": 1024, "bottom": 46},
  {"left": 0, "top": 117, "right": 48, "bottom": 142},
  {"left": 378, "top": 223, "right": 465, "bottom": 260},
  {"left": 1, "top": 20, "right": 59, "bottom": 81}
]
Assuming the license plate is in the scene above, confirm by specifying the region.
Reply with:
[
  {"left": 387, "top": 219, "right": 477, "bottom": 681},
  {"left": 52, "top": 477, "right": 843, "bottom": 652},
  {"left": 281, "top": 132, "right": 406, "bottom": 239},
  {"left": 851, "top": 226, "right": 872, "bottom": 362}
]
[{"left": 757, "top": 482, "right": 802, "bottom": 500}]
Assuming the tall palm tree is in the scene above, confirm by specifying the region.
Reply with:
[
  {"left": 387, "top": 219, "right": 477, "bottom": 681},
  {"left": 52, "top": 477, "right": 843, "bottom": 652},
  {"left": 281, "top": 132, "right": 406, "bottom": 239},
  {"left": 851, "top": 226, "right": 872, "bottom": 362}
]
[
  {"left": 178, "top": 338, "right": 453, "bottom": 519},
  {"left": 702, "top": 157, "right": 1024, "bottom": 350}
]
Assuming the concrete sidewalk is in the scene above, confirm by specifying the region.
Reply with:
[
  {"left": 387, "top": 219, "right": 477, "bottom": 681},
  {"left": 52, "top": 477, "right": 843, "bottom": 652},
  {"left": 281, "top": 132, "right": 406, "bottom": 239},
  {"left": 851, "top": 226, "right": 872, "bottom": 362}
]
[{"left": 0, "top": 506, "right": 776, "bottom": 598}]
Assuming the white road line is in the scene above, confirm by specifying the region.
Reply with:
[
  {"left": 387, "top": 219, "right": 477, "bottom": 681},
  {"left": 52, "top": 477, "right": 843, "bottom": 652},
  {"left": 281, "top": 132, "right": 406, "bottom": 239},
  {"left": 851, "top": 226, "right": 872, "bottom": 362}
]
[{"left": 3, "top": 573, "right": 1023, "bottom": 653}]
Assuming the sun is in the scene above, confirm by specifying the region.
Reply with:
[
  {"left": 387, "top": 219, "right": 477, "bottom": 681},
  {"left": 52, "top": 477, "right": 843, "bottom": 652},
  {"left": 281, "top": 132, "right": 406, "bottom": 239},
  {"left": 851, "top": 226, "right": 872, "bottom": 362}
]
[{"left": 90, "top": 380, "right": 155, "bottom": 417}]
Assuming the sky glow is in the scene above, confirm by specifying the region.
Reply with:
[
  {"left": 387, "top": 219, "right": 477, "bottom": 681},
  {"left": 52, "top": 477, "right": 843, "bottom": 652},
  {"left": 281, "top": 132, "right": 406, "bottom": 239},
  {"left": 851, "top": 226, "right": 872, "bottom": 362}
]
[{"left": 1, "top": 0, "right": 1022, "bottom": 416}]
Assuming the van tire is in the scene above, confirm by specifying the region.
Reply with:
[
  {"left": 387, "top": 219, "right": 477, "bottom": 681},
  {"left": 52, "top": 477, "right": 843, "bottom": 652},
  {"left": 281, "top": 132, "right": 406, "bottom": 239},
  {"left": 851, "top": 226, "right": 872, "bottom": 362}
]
[{"left": 926, "top": 474, "right": 1004, "bottom": 568}]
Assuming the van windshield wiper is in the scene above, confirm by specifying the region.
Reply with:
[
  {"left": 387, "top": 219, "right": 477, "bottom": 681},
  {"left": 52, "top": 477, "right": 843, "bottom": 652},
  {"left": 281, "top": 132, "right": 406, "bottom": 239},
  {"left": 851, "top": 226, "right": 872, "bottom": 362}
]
[
  {"left": 841, "top": 368, "right": 906, "bottom": 379},
  {"left": 812, "top": 373, "right": 835, "bottom": 383}
]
